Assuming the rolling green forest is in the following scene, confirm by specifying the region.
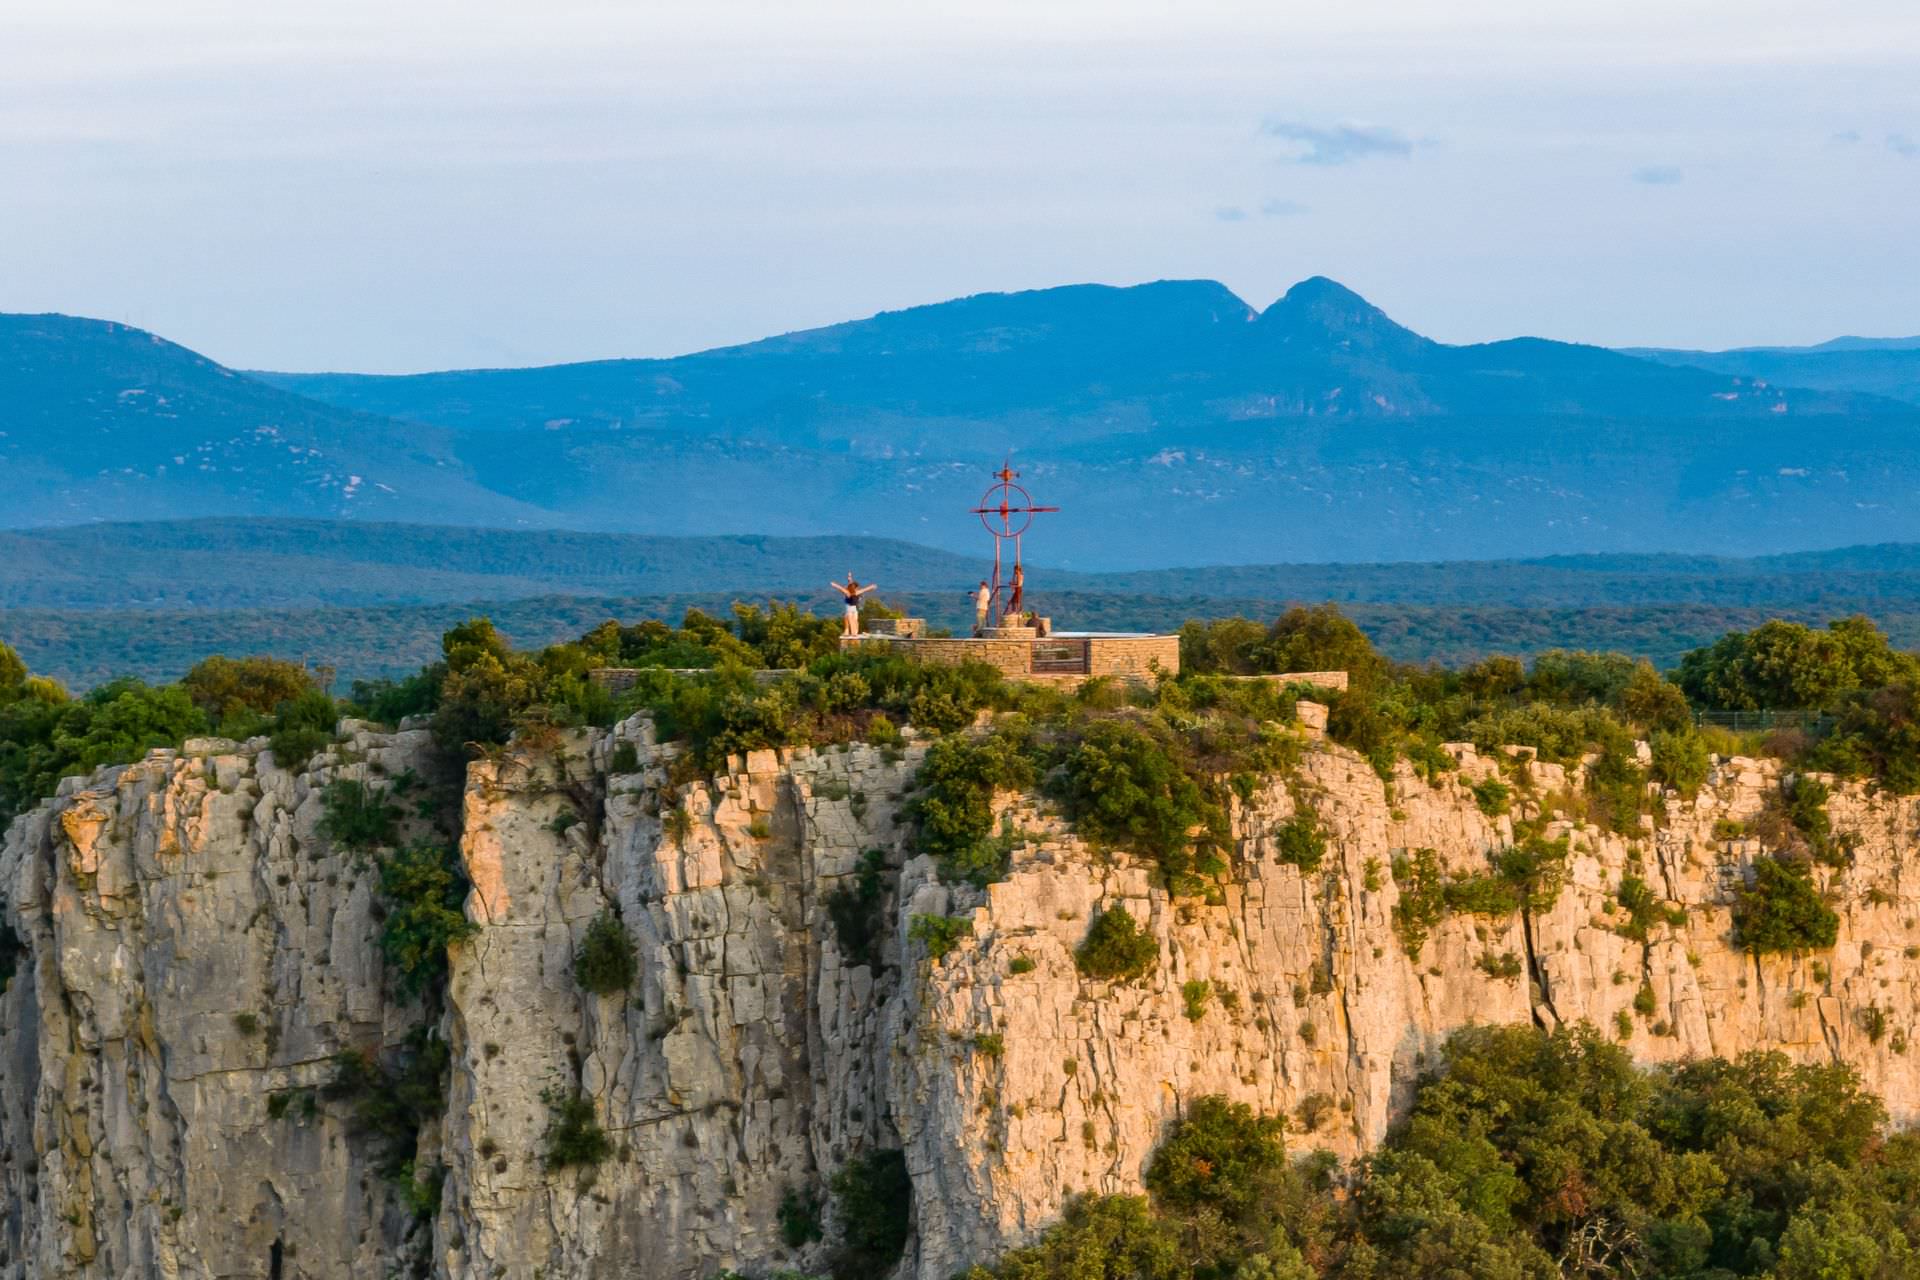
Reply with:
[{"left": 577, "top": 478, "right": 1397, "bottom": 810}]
[
  {"left": 10, "top": 519, "right": 1920, "bottom": 686},
  {"left": 17, "top": 595, "right": 1920, "bottom": 689}
]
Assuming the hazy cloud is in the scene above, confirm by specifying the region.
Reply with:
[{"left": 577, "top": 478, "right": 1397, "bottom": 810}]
[
  {"left": 1632, "top": 165, "right": 1684, "bottom": 185},
  {"left": 1214, "top": 205, "right": 1248, "bottom": 221},
  {"left": 1890, "top": 133, "right": 1919, "bottom": 157},
  {"left": 1261, "top": 199, "right": 1309, "bottom": 217},
  {"left": 1262, "top": 119, "right": 1414, "bottom": 165},
  {"left": 1830, "top": 129, "right": 1863, "bottom": 144}
]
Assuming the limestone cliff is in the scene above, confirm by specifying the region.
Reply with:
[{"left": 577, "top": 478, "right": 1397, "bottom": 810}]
[{"left": 3, "top": 715, "right": 1917, "bottom": 1279}]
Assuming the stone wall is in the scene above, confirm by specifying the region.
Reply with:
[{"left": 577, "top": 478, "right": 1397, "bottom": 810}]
[
  {"left": 880, "top": 637, "right": 1035, "bottom": 672},
  {"left": 1086, "top": 634, "right": 1181, "bottom": 678}
]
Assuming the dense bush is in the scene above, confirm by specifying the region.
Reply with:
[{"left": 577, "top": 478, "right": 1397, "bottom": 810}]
[
  {"left": 0, "top": 920, "right": 22, "bottom": 996},
  {"left": 779, "top": 1185, "right": 824, "bottom": 1247},
  {"left": 1676, "top": 616, "right": 1919, "bottom": 711},
  {"left": 1734, "top": 857, "right": 1840, "bottom": 955},
  {"left": 179, "top": 654, "right": 318, "bottom": 725},
  {"left": 1182, "top": 606, "right": 1388, "bottom": 681},
  {"left": 324, "top": 1028, "right": 452, "bottom": 1177},
  {"left": 574, "top": 911, "right": 638, "bottom": 994},
  {"left": 829, "top": 1148, "right": 912, "bottom": 1280},
  {"left": 963, "top": 1024, "right": 1920, "bottom": 1280},
  {"left": 1058, "top": 718, "right": 1219, "bottom": 885},
  {"left": 826, "top": 849, "right": 890, "bottom": 969},
  {"left": 1649, "top": 726, "right": 1711, "bottom": 796},
  {"left": 376, "top": 842, "right": 479, "bottom": 998},
  {"left": 1274, "top": 808, "right": 1326, "bottom": 872},
  {"left": 912, "top": 729, "right": 1038, "bottom": 885},
  {"left": 0, "top": 665, "right": 207, "bottom": 822},
  {"left": 318, "top": 779, "right": 402, "bottom": 851},
  {"left": 542, "top": 1088, "right": 613, "bottom": 1168},
  {"left": 1074, "top": 906, "right": 1158, "bottom": 982},
  {"left": 1810, "top": 681, "right": 1920, "bottom": 793},
  {"left": 348, "top": 666, "right": 445, "bottom": 726},
  {"left": 1144, "top": 1095, "right": 1288, "bottom": 1222},
  {"left": 1584, "top": 732, "right": 1654, "bottom": 835},
  {"left": 1390, "top": 836, "right": 1569, "bottom": 959}
]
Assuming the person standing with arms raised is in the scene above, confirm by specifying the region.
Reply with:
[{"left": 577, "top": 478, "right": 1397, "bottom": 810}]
[{"left": 830, "top": 573, "right": 878, "bottom": 637}]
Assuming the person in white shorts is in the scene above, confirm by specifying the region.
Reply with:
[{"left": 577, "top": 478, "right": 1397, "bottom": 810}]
[{"left": 830, "top": 573, "right": 877, "bottom": 636}]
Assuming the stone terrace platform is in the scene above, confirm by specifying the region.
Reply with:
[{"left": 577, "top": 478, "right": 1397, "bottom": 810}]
[{"left": 848, "top": 617, "right": 1178, "bottom": 684}]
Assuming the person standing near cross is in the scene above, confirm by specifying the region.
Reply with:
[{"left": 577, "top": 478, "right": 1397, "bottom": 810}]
[
  {"left": 830, "top": 572, "right": 878, "bottom": 637},
  {"left": 971, "top": 580, "right": 991, "bottom": 635}
]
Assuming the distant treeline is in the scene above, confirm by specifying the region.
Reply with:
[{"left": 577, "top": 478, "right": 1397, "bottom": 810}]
[{"left": 7, "top": 592, "right": 1920, "bottom": 689}]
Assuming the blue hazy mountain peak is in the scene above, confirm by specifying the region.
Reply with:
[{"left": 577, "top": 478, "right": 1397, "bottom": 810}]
[{"left": 8, "top": 280, "right": 1920, "bottom": 566}]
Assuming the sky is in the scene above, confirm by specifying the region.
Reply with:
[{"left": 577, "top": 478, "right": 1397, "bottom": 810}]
[{"left": 3, "top": 0, "right": 1917, "bottom": 373}]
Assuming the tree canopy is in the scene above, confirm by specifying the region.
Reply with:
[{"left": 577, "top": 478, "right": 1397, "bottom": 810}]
[{"left": 966, "top": 1024, "right": 1920, "bottom": 1280}]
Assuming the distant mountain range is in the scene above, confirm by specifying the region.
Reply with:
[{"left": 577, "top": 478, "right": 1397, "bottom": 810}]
[
  {"left": 1625, "top": 335, "right": 1920, "bottom": 409},
  {"left": 6, "top": 280, "right": 1920, "bottom": 565}
]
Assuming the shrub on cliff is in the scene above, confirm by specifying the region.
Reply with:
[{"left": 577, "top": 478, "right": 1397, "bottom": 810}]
[
  {"left": 826, "top": 849, "right": 890, "bottom": 970},
  {"left": 1145, "top": 1095, "right": 1288, "bottom": 1223},
  {"left": 431, "top": 618, "right": 544, "bottom": 752},
  {"left": 0, "top": 921, "right": 22, "bottom": 995},
  {"left": 347, "top": 665, "right": 445, "bottom": 727},
  {"left": 13, "top": 679, "right": 215, "bottom": 818},
  {"left": 323, "top": 1028, "right": 452, "bottom": 1177},
  {"left": 1058, "top": 718, "right": 1220, "bottom": 889},
  {"left": 1584, "top": 731, "right": 1654, "bottom": 835},
  {"left": 1262, "top": 605, "right": 1391, "bottom": 689},
  {"left": 1074, "top": 906, "right": 1157, "bottom": 982},
  {"left": 542, "top": 1088, "right": 612, "bottom": 1168},
  {"left": 376, "top": 841, "right": 479, "bottom": 998},
  {"left": 1274, "top": 808, "right": 1326, "bottom": 873},
  {"left": 1811, "top": 680, "right": 1920, "bottom": 794},
  {"left": 574, "top": 911, "right": 638, "bottom": 995},
  {"left": 908, "top": 913, "right": 973, "bottom": 963},
  {"left": 318, "top": 778, "right": 401, "bottom": 851},
  {"left": 779, "top": 1185, "right": 824, "bottom": 1247},
  {"left": 829, "top": 1148, "right": 912, "bottom": 1280},
  {"left": 266, "top": 688, "right": 342, "bottom": 771},
  {"left": 1177, "top": 616, "right": 1270, "bottom": 676},
  {"left": 1734, "top": 857, "right": 1839, "bottom": 955},
  {"left": 912, "top": 728, "right": 1037, "bottom": 885},
  {"left": 1649, "top": 726, "right": 1710, "bottom": 796}
]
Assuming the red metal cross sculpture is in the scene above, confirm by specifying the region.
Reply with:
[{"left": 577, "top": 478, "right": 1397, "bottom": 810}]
[{"left": 969, "top": 459, "right": 1058, "bottom": 626}]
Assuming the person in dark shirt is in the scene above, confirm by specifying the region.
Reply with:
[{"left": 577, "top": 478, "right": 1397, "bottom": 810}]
[{"left": 829, "top": 573, "right": 877, "bottom": 636}]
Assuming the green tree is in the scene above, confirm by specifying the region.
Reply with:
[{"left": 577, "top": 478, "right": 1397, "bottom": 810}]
[
  {"left": 1074, "top": 906, "right": 1158, "bottom": 982},
  {"left": 830, "top": 1149, "right": 912, "bottom": 1280},
  {"left": 1260, "top": 605, "right": 1388, "bottom": 688},
  {"left": 431, "top": 617, "right": 545, "bottom": 752},
  {"left": 179, "top": 654, "right": 317, "bottom": 725},
  {"left": 1058, "top": 719, "right": 1218, "bottom": 886},
  {"left": 912, "top": 728, "right": 1037, "bottom": 885},
  {"left": 1676, "top": 616, "right": 1919, "bottom": 711},
  {"left": 1733, "top": 857, "right": 1839, "bottom": 955},
  {"left": 376, "top": 842, "right": 479, "bottom": 998},
  {"left": 574, "top": 911, "right": 638, "bottom": 994}
]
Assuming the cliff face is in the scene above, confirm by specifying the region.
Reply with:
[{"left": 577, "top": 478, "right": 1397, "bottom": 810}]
[{"left": 4, "top": 716, "right": 1918, "bottom": 1279}]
